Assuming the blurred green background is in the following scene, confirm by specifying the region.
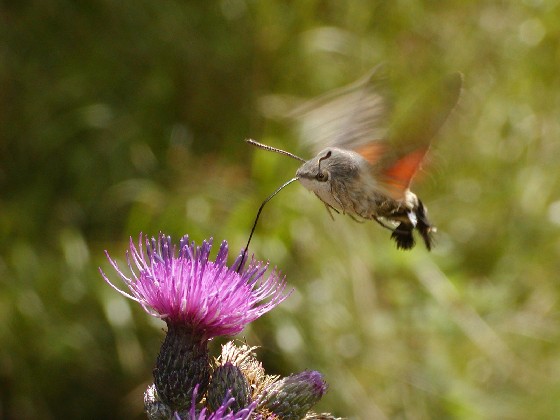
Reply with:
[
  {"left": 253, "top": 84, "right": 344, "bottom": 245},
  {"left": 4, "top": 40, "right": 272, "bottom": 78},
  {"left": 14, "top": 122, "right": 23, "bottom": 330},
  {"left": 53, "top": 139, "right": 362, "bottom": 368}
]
[{"left": 2, "top": 1, "right": 560, "bottom": 419}]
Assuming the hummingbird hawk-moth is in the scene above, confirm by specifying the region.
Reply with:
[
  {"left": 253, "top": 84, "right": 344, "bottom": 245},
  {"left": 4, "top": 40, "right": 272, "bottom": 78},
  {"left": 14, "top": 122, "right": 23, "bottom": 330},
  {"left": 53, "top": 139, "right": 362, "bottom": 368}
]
[{"left": 240, "top": 68, "right": 462, "bottom": 264}]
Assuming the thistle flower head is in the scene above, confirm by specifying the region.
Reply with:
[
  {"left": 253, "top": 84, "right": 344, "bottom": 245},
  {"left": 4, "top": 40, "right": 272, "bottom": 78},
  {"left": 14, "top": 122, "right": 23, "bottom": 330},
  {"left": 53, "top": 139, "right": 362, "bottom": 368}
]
[{"left": 100, "top": 233, "right": 291, "bottom": 339}]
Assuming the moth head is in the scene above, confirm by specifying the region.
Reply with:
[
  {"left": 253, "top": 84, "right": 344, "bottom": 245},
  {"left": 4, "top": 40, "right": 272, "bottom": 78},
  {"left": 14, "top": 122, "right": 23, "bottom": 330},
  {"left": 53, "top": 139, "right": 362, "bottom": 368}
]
[{"left": 296, "top": 149, "right": 333, "bottom": 184}]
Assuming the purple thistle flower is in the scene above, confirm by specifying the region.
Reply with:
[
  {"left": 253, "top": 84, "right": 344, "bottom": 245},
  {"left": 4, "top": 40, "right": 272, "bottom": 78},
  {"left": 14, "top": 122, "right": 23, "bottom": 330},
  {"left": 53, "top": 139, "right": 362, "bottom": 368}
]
[
  {"left": 100, "top": 233, "right": 291, "bottom": 340},
  {"left": 101, "top": 233, "right": 291, "bottom": 411}
]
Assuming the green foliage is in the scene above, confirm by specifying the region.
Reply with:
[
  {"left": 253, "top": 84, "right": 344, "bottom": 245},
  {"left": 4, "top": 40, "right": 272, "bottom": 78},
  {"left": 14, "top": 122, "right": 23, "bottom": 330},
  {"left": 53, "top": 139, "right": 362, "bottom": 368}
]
[{"left": 1, "top": 0, "right": 560, "bottom": 418}]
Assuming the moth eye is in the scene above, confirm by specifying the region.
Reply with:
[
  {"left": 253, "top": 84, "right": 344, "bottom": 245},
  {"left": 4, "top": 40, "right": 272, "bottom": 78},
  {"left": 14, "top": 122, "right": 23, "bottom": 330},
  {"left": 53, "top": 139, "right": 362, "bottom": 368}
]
[{"left": 316, "top": 172, "right": 328, "bottom": 182}]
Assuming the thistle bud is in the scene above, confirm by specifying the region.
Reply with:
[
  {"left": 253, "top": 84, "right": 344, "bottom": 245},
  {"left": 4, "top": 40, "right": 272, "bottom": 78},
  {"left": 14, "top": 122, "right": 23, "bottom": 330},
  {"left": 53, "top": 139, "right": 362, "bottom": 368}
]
[
  {"left": 207, "top": 362, "right": 251, "bottom": 412},
  {"left": 259, "top": 371, "right": 328, "bottom": 419}
]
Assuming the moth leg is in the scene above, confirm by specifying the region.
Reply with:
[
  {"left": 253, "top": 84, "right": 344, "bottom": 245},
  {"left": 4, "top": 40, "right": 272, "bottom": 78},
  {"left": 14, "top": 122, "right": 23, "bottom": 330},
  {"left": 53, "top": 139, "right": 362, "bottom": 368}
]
[
  {"left": 314, "top": 193, "right": 339, "bottom": 221},
  {"left": 333, "top": 195, "right": 346, "bottom": 214},
  {"left": 373, "top": 216, "right": 395, "bottom": 231},
  {"left": 323, "top": 203, "right": 338, "bottom": 221},
  {"left": 329, "top": 182, "right": 347, "bottom": 215},
  {"left": 348, "top": 213, "right": 365, "bottom": 223}
]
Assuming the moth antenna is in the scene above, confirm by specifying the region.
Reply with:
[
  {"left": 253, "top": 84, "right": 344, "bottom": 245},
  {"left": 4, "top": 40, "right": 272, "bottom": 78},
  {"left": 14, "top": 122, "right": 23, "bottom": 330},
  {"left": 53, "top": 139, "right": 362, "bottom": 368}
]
[
  {"left": 236, "top": 177, "right": 299, "bottom": 273},
  {"left": 246, "top": 139, "right": 306, "bottom": 163},
  {"left": 317, "top": 150, "right": 332, "bottom": 174}
]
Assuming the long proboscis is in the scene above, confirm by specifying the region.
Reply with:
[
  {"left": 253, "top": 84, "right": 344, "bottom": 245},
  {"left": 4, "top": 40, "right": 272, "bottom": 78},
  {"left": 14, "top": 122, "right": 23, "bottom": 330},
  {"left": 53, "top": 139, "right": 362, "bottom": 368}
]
[
  {"left": 246, "top": 139, "right": 306, "bottom": 163},
  {"left": 236, "top": 177, "right": 299, "bottom": 273}
]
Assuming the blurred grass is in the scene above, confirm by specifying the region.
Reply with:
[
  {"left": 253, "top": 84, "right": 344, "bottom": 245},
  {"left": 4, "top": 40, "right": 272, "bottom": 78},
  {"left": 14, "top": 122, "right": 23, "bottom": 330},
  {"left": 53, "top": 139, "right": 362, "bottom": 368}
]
[{"left": 1, "top": 1, "right": 560, "bottom": 418}]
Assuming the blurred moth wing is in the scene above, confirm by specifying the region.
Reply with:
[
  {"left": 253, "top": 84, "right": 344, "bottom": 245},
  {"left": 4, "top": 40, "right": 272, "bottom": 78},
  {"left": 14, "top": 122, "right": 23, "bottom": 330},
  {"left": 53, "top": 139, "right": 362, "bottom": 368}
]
[
  {"left": 287, "top": 64, "right": 390, "bottom": 155},
  {"left": 290, "top": 69, "right": 463, "bottom": 200}
]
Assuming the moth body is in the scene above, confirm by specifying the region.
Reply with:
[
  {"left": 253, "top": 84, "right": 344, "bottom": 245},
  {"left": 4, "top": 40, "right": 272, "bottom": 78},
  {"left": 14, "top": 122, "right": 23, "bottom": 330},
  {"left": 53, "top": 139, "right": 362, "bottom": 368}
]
[
  {"left": 296, "top": 147, "right": 412, "bottom": 217},
  {"left": 295, "top": 146, "right": 432, "bottom": 249}
]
